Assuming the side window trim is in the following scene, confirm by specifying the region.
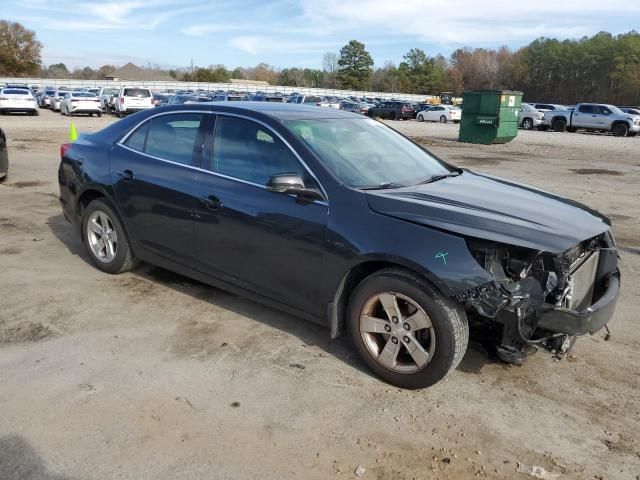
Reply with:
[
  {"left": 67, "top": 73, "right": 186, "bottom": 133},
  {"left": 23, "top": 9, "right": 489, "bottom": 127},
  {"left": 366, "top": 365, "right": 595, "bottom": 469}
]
[{"left": 116, "top": 109, "right": 328, "bottom": 204}]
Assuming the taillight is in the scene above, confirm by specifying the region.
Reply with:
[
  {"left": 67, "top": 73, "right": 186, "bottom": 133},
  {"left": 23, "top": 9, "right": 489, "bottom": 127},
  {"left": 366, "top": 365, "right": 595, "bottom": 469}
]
[
  {"left": 60, "top": 143, "right": 71, "bottom": 158},
  {"left": 120, "top": 97, "right": 125, "bottom": 103}
]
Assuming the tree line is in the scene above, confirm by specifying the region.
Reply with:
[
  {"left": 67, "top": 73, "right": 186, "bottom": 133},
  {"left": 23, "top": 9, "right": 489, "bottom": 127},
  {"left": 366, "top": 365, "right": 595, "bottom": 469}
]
[{"left": 1, "top": 19, "right": 639, "bottom": 104}]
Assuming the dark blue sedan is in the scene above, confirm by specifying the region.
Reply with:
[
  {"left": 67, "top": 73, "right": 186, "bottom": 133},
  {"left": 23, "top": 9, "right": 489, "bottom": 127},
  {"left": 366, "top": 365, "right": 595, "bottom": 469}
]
[{"left": 58, "top": 102, "right": 620, "bottom": 388}]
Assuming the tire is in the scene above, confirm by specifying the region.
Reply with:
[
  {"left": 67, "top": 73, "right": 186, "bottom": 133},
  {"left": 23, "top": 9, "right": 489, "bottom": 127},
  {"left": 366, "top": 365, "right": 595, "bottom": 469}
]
[
  {"left": 538, "top": 125, "right": 549, "bottom": 131},
  {"left": 347, "top": 268, "right": 468, "bottom": 389},
  {"left": 612, "top": 123, "right": 628, "bottom": 137},
  {"left": 552, "top": 118, "right": 567, "bottom": 132},
  {"left": 390, "top": 111, "right": 398, "bottom": 120},
  {"left": 97, "top": 111, "right": 103, "bottom": 118},
  {"left": 522, "top": 118, "right": 533, "bottom": 130},
  {"left": 32, "top": 110, "right": 39, "bottom": 116},
  {"left": 567, "top": 126, "right": 577, "bottom": 133},
  {"left": 439, "top": 115, "right": 447, "bottom": 123},
  {"left": 82, "top": 199, "right": 139, "bottom": 274},
  {"left": 628, "top": 132, "right": 637, "bottom": 137},
  {"left": 417, "top": 114, "right": 424, "bottom": 122},
  {"left": 116, "top": 109, "right": 122, "bottom": 118}
]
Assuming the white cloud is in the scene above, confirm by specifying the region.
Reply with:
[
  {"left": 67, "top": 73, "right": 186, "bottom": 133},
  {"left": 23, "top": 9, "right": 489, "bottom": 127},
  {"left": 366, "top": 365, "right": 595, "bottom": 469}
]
[
  {"left": 300, "top": 0, "right": 640, "bottom": 44},
  {"left": 228, "top": 36, "right": 337, "bottom": 55}
]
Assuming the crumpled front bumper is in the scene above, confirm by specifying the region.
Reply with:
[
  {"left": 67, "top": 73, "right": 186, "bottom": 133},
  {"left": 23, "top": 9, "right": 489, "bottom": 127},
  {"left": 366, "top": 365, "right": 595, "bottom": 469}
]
[{"left": 536, "top": 270, "right": 620, "bottom": 336}]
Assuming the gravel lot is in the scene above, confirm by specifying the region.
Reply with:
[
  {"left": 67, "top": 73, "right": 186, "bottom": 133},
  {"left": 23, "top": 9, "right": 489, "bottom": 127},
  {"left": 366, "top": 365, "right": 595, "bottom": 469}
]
[{"left": 1, "top": 110, "right": 639, "bottom": 480}]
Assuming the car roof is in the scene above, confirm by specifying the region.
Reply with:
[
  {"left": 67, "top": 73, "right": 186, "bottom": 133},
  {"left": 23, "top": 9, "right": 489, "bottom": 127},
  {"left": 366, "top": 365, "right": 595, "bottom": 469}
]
[{"left": 191, "top": 101, "right": 361, "bottom": 120}]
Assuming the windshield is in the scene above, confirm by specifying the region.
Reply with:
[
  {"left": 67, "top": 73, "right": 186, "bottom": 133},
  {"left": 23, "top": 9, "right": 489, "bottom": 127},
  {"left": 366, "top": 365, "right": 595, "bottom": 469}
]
[
  {"left": 608, "top": 105, "right": 625, "bottom": 115},
  {"left": 72, "top": 92, "right": 96, "bottom": 98},
  {"left": 284, "top": 118, "right": 451, "bottom": 188}
]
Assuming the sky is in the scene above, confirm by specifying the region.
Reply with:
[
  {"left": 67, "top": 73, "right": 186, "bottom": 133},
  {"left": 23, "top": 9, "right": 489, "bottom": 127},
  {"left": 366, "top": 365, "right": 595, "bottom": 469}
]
[{"left": 8, "top": 0, "right": 640, "bottom": 70}]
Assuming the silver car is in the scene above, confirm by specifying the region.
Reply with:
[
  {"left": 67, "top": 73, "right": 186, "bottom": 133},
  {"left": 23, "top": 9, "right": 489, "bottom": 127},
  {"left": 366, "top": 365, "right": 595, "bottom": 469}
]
[
  {"left": 50, "top": 90, "right": 67, "bottom": 112},
  {"left": 519, "top": 103, "right": 544, "bottom": 130}
]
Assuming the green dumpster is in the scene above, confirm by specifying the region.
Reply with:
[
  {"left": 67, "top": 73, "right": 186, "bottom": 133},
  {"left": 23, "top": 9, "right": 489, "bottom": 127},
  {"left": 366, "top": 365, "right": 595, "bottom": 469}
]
[{"left": 458, "top": 90, "right": 522, "bottom": 144}]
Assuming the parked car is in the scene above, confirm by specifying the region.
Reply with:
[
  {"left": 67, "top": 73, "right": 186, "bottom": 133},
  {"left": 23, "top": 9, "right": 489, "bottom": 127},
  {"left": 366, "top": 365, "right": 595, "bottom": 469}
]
[
  {"left": 98, "top": 87, "right": 120, "bottom": 112},
  {"left": 0, "top": 127, "right": 7, "bottom": 181},
  {"left": 38, "top": 88, "right": 57, "bottom": 108},
  {"left": 60, "top": 92, "right": 102, "bottom": 117},
  {"left": 518, "top": 103, "right": 545, "bottom": 130},
  {"left": 114, "top": 87, "right": 154, "bottom": 118},
  {"left": 249, "top": 94, "right": 284, "bottom": 102},
  {"left": 211, "top": 92, "right": 244, "bottom": 102},
  {"left": 57, "top": 103, "right": 620, "bottom": 389},
  {"left": 50, "top": 90, "right": 66, "bottom": 112},
  {"left": 368, "top": 101, "right": 415, "bottom": 120},
  {"left": 339, "top": 101, "right": 361, "bottom": 113},
  {"left": 532, "top": 103, "right": 567, "bottom": 112},
  {"left": 287, "top": 94, "right": 323, "bottom": 105},
  {"left": 416, "top": 105, "right": 461, "bottom": 123},
  {"left": 620, "top": 107, "right": 640, "bottom": 118},
  {"left": 0, "top": 88, "right": 38, "bottom": 115},
  {"left": 542, "top": 103, "right": 640, "bottom": 137},
  {"left": 152, "top": 93, "right": 171, "bottom": 106}
]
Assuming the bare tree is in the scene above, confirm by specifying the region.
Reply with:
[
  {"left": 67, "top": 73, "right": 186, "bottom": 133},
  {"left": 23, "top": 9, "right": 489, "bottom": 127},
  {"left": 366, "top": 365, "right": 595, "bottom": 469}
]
[{"left": 322, "top": 51, "right": 338, "bottom": 88}]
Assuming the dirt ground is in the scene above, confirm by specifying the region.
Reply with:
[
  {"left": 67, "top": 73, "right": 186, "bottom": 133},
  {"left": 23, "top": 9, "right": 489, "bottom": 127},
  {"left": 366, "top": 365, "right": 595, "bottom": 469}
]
[{"left": 1, "top": 110, "right": 639, "bottom": 480}]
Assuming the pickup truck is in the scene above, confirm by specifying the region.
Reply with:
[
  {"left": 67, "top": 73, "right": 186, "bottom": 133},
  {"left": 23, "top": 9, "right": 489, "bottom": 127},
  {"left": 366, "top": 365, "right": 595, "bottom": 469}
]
[{"left": 542, "top": 103, "right": 640, "bottom": 137}]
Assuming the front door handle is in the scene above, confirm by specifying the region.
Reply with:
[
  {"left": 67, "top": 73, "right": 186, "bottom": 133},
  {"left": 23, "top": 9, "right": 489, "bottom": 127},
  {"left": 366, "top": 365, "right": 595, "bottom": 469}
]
[
  {"left": 117, "top": 169, "right": 135, "bottom": 182},
  {"left": 200, "top": 195, "right": 223, "bottom": 210}
]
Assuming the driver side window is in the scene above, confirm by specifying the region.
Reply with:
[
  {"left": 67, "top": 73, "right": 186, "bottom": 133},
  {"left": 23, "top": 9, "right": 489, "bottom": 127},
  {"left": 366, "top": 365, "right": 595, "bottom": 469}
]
[{"left": 210, "top": 116, "right": 307, "bottom": 186}]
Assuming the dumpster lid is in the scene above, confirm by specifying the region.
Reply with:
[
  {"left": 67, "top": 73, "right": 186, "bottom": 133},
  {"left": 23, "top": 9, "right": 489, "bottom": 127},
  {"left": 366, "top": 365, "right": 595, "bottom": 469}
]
[{"left": 463, "top": 90, "right": 523, "bottom": 95}]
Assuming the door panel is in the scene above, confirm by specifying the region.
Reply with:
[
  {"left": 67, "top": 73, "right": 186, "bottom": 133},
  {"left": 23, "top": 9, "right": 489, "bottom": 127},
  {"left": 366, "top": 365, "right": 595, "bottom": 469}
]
[
  {"left": 193, "top": 115, "right": 328, "bottom": 315},
  {"left": 109, "top": 112, "right": 210, "bottom": 266},
  {"left": 194, "top": 175, "right": 327, "bottom": 314}
]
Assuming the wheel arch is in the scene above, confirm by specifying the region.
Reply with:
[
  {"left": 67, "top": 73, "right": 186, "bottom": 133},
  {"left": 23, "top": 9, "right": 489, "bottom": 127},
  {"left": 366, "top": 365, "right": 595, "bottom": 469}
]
[
  {"left": 75, "top": 186, "right": 129, "bottom": 245},
  {"left": 327, "top": 258, "right": 452, "bottom": 339}
]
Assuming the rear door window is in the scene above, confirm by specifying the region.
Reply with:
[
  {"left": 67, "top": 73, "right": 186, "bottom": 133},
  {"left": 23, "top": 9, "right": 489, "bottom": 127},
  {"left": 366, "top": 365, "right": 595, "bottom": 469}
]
[
  {"left": 578, "top": 105, "right": 595, "bottom": 114},
  {"left": 142, "top": 113, "right": 206, "bottom": 165}
]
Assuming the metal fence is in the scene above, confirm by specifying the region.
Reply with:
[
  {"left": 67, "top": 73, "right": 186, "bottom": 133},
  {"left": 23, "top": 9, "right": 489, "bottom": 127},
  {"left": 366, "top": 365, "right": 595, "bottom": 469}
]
[{"left": 0, "top": 77, "right": 433, "bottom": 102}]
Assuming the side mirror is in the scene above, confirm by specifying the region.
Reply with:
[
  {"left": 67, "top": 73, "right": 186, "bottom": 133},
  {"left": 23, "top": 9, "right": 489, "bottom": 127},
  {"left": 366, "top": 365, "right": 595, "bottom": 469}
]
[{"left": 266, "top": 173, "right": 324, "bottom": 201}]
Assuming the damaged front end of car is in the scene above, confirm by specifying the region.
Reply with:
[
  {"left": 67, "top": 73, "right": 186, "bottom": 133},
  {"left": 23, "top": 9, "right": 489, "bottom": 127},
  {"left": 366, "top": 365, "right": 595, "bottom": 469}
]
[{"left": 459, "top": 232, "right": 620, "bottom": 364}]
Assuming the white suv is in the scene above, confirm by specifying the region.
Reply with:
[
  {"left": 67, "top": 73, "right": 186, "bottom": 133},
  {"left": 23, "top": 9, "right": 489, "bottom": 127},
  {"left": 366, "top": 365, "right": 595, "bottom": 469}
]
[{"left": 114, "top": 87, "right": 153, "bottom": 117}]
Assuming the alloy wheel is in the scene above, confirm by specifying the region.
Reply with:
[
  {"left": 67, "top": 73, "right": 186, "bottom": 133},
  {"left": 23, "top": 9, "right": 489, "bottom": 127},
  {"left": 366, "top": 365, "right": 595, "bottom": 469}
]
[
  {"left": 86, "top": 210, "right": 118, "bottom": 263},
  {"left": 359, "top": 292, "right": 436, "bottom": 373}
]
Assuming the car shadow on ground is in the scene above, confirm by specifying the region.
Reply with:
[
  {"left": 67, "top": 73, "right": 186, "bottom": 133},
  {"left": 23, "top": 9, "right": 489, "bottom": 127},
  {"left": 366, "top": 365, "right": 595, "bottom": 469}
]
[
  {"left": 0, "top": 435, "right": 76, "bottom": 480},
  {"left": 47, "top": 213, "right": 496, "bottom": 381}
]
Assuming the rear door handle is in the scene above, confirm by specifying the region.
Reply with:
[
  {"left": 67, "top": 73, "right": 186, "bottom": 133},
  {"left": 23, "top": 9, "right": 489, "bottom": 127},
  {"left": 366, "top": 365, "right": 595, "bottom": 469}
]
[
  {"left": 200, "top": 195, "right": 223, "bottom": 210},
  {"left": 117, "top": 169, "right": 135, "bottom": 181}
]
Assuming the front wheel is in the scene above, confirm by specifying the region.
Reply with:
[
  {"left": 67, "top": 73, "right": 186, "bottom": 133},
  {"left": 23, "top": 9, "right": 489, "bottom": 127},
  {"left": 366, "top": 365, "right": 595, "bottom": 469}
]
[
  {"left": 347, "top": 268, "right": 468, "bottom": 389},
  {"left": 612, "top": 123, "right": 629, "bottom": 137},
  {"left": 439, "top": 115, "right": 447, "bottom": 123},
  {"left": 417, "top": 114, "right": 424, "bottom": 122},
  {"left": 82, "top": 199, "right": 139, "bottom": 274},
  {"left": 522, "top": 118, "right": 533, "bottom": 130}
]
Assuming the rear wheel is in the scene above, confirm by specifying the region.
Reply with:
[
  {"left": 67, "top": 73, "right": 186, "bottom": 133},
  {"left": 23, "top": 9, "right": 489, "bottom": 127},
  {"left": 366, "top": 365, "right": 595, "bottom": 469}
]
[
  {"left": 522, "top": 118, "right": 533, "bottom": 130},
  {"left": 417, "top": 114, "right": 424, "bottom": 122},
  {"left": 390, "top": 111, "right": 398, "bottom": 120},
  {"left": 97, "top": 111, "right": 103, "bottom": 118},
  {"left": 82, "top": 199, "right": 139, "bottom": 274},
  {"left": 348, "top": 268, "right": 468, "bottom": 389},
  {"left": 628, "top": 132, "right": 637, "bottom": 137},
  {"left": 612, "top": 123, "right": 629, "bottom": 137},
  {"left": 439, "top": 115, "right": 447, "bottom": 123}
]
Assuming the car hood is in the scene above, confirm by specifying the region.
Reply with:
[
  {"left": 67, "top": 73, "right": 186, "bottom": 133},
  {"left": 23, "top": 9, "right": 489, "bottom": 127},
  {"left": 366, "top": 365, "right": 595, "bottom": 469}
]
[{"left": 365, "top": 170, "right": 610, "bottom": 253}]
